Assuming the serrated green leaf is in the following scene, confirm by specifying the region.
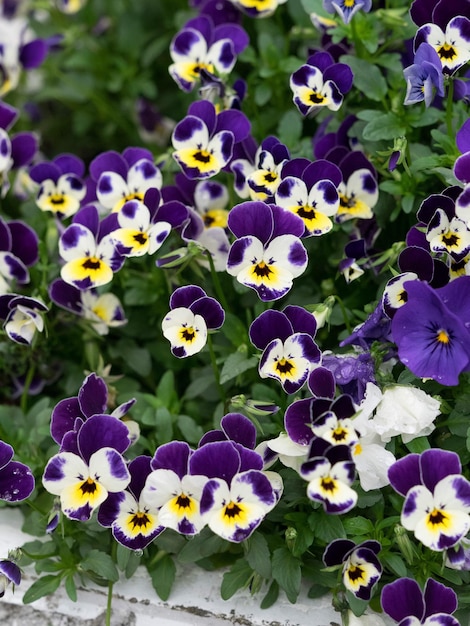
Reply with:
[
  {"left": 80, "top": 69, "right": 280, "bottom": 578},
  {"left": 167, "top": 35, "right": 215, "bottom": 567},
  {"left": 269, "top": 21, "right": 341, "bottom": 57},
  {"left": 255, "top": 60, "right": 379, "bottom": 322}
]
[
  {"left": 81, "top": 550, "right": 119, "bottom": 583},
  {"left": 244, "top": 532, "right": 271, "bottom": 579},
  {"left": 343, "top": 516, "right": 375, "bottom": 536},
  {"left": 271, "top": 547, "right": 301, "bottom": 604},
  {"left": 220, "top": 558, "right": 253, "bottom": 600},
  {"left": 310, "top": 510, "right": 346, "bottom": 543},
  {"left": 148, "top": 554, "right": 176, "bottom": 600},
  {"left": 177, "top": 414, "right": 204, "bottom": 444},
  {"left": 341, "top": 55, "right": 387, "bottom": 101},
  {"left": 363, "top": 113, "right": 406, "bottom": 141},
  {"left": 23, "top": 574, "right": 62, "bottom": 604},
  {"left": 219, "top": 352, "right": 258, "bottom": 385}
]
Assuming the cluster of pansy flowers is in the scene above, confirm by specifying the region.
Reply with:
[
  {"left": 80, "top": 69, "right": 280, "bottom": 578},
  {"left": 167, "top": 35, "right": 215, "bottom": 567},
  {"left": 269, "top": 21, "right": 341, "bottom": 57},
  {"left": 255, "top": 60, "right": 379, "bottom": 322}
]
[{"left": 2, "top": 0, "right": 470, "bottom": 621}]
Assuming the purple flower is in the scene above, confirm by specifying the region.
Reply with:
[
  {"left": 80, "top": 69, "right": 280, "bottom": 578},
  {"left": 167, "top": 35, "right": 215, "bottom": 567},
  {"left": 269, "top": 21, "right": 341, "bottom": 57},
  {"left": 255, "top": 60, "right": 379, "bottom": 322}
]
[
  {"left": 162, "top": 285, "right": 225, "bottom": 358},
  {"left": 381, "top": 577, "right": 459, "bottom": 625},
  {"left": 249, "top": 306, "right": 321, "bottom": 393},
  {"left": 415, "top": 15, "right": 470, "bottom": 74},
  {"left": 322, "top": 0, "right": 372, "bottom": 24},
  {"left": 391, "top": 277, "right": 470, "bottom": 386},
  {"left": 0, "top": 294, "right": 48, "bottom": 345},
  {"left": 388, "top": 449, "right": 470, "bottom": 551},
  {"left": 334, "top": 151, "right": 379, "bottom": 223},
  {"left": 323, "top": 539, "right": 382, "bottom": 600},
  {"left": 28, "top": 153, "right": 87, "bottom": 219},
  {"left": 403, "top": 42, "right": 445, "bottom": 106},
  {"left": 169, "top": 15, "right": 248, "bottom": 92},
  {"left": 0, "top": 439, "right": 34, "bottom": 502},
  {"left": 0, "top": 101, "right": 37, "bottom": 195},
  {"left": 0, "top": 216, "right": 38, "bottom": 294},
  {"left": 244, "top": 136, "right": 290, "bottom": 201},
  {"left": 321, "top": 351, "right": 376, "bottom": 404},
  {"left": 172, "top": 100, "right": 250, "bottom": 180},
  {"left": 226, "top": 201, "right": 308, "bottom": 301},
  {"left": 290, "top": 52, "right": 353, "bottom": 116},
  {"left": 0, "top": 559, "right": 21, "bottom": 598}
]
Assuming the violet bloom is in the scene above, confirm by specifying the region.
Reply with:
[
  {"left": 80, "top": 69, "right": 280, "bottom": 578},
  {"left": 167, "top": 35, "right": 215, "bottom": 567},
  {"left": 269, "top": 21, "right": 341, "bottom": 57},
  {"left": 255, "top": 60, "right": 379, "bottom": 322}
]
[
  {"left": 98, "top": 456, "right": 164, "bottom": 550},
  {"left": 334, "top": 151, "right": 379, "bottom": 223},
  {"left": 0, "top": 294, "right": 48, "bottom": 345},
  {"left": 323, "top": 539, "right": 382, "bottom": 600},
  {"left": 403, "top": 42, "right": 444, "bottom": 106},
  {"left": 0, "top": 559, "right": 21, "bottom": 597},
  {"left": 245, "top": 136, "right": 290, "bottom": 201},
  {"left": 42, "top": 414, "right": 131, "bottom": 521},
  {"left": 162, "top": 285, "right": 225, "bottom": 358},
  {"left": 172, "top": 100, "right": 250, "bottom": 180},
  {"left": 322, "top": 0, "right": 372, "bottom": 24},
  {"left": 249, "top": 306, "right": 321, "bottom": 394},
  {"left": 226, "top": 201, "right": 308, "bottom": 301},
  {"left": 169, "top": 14, "right": 248, "bottom": 92},
  {"left": 0, "top": 439, "right": 35, "bottom": 502},
  {"left": 415, "top": 15, "right": 470, "bottom": 74},
  {"left": 199, "top": 412, "right": 257, "bottom": 449},
  {"left": 28, "top": 153, "right": 87, "bottom": 219},
  {"left": 89, "top": 147, "right": 162, "bottom": 214},
  {"left": 0, "top": 215, "right": 38, "bottom": 294},
  {"left": 0, "top": 101, "right": 37, "bottom": 196},
  {"left": 290, "top": 52, "right": 353, "bottom": 117},
  {"left": 388, "top": 448, "right": 470, "bottom": 551},
  {"left": 321, "top": 351, "right": 376, "bottom": 404},
  {"left": 381, "top": 577, "right": 460, "bottom": 626},
  {"left": 391, "top": 277, "right": 470, "bottom": 386}
]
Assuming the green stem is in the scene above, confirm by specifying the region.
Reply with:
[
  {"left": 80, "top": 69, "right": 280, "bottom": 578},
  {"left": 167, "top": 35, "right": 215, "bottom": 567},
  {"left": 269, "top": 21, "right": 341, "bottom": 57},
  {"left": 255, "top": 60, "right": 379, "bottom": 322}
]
[
  {"left": 20, "top": 361, "right": 36, "bottom": 415},
  {"left": 207, "top": 334, "right": 225, "bottom": 404},
  {"left": 106, "top": 579, "right": 114, "bottom": 626},
  {"left": 206, "top": 251, "right": 229, "bottom": 312},
  {"left": 446, "top": 77, "right": 454, "bottom": 138},
  {"left": 334, "top": 296, "right": 352, "bottom": 335}
]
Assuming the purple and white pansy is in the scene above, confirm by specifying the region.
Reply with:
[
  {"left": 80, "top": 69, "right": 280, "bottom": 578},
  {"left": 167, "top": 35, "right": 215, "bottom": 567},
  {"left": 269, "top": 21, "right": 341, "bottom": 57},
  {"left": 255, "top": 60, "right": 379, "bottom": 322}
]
[
  {"left": 0, "top": 216, "right": 38, "bottom": 294},
  {"left": 415, "top": 15, "right": 470, "bottom": 74},
  {"left": 162, "top": 285, "right": 225, "bottom": 358},
  {"left": 323, "top": 539, "right": 382, "bottom": 600},
  {"left": 29, "top": 153, "right": 87, "bottom": 219},
  {"left": 226, "top": 201, "right": 308, "bottom": 301},
  {"left": 0, "top": 294, "right": 48, "bottom": 345},
  {"left": 0, "top": 101, "right": 38, "bottom": 196},
  {"left": 249, "top": 306, "right": 321, "bottom": 394},
  {"left": 290, "top": 52, "right": 353, "bottom": 117},
  {"left": 228, "top": 0, "right": 287, "bottom": 18},
  {"left": 388, "top": 448, "right": 470, "bottom": 551},
  {"left": 58, "top": 205, "right": 125, "bottom": 290},
  {"left": 171, "top": 99, "right": 250, "bottom": 180},
  {"left": 42, "top": 414, "right": 131, "bottom": 521},
  {"left": 169, "top": 14, "right": 248, "bottom": 92},
  {"left": 245, "top": 136, "right": 290, "bottom": 201},
  {"left": 0, "top": 439, "right": 35, "bottom": 502},
  {"left": 0, "top": 559, "right": 21, "bottom": 598},
  {"left": 322, "top": 0, "right": 372, "bottom": 24},
  {"left": 90, "top": 147, "right": 162, "bottom": 214},
  {"left": 334, "top": 151, "right": 379, "bottom": 223},
  {"left": 381, "top": 577, "right": 460, "bottom": 626}
]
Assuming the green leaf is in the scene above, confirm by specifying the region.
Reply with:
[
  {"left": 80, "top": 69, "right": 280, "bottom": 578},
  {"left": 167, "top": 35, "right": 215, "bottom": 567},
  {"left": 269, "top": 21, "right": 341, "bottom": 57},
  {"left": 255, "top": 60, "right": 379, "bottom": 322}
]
[
  {"left": 255, "top": 83, "right": 273, "bottom": 106},
  {"left": 244, "top": 532, "right": 271, "bottom": 579},
  {"left": 342, "top": 516, "right": 375, "bottom": 536},
  {"left": 220, "top": 558, "right": 253, "bottom": 600},
  {"left": 156, "top": 370, "right": 177, "bottom": 409},
  {"left": 341, "top": 55, "right": 387, "bottom": 101},
  {"left": 277, "top": 110, "right": 303, "bottom": 147},
  {"left": 382, "top": 553, "right": 408, "bottom": 578},
  {"left": 116, "top": 543, "right": 131, "bottom": 571},
  {"left": 148, "top": 554, "right": 176, "bottom": 601},
  {"left": 177, "top": 414, "right": 204, "bottom": 444},
  {"left": 23, "top": 574, "right": 62, "bottom": 604},
  {"left": 221, "top": 312, "right": 249, "bottom": 347},
  {"left": 65, "top": 573, "right": 77, "bottom": 602},
  {"left": 271, "top": 547, "right": 301, "bottom": 604},
  {"left": 362, "top": 113, "right": 406, "bottom": 141},
  {"left": 310, "top": 510, "right": 346, "bottom": 543},
  {"left": 405, "top": 436, "right": 431, "bottom": 453},
  {"left": 155, "top": 406, "right": 174, "bottom": 444},
  {"left": 260, "top": 580, "right": 279, "bottom": 609},
  {"left": 81, "top": 550, "right": 119, "bottom": 583},
  {"left": 219, "top": 352, "right": 258, "bottom": 385},
  {"left": 125, "top": 551, "right": 142, "bottom": 579},
  {"left": 346, "top": 590, "right": 369, "bottom": 617}
]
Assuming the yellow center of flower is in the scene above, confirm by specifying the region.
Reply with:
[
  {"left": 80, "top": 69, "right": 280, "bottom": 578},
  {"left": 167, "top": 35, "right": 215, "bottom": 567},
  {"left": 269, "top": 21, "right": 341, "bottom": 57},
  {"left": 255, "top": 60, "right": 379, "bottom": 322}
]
[
  {"left": 275, "top": 358, "right": 295, "bottom": 376},
  {"left": 222, "top": 501, "right": 248, "bottom": 525},
  {"left": 180, "top": 326, "right": 196, "bottom": 343},
  {"left": 437, "top": 43, "right": 457, "bottom": 61},
  {"left": 127, "top": 511, "right": 153, "bottom": 532},
  {"left": 436, "top": 329, "right": 450, "bottom": 344},
  {"left": 309, "top": 91, "right": 325, "bottom": 104},
  {"left": 331, "top": 427, "right": 348, "bottom": 442},
  {"left": 426, "top": 508, "right": 449, "bottom": 529}
]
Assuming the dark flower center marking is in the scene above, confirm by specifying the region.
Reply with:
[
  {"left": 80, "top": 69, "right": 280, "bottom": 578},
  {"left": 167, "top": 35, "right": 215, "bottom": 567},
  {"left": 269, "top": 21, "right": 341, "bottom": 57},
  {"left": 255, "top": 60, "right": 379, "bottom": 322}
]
[
  {"left": 80, "top": 478, "right": 98, "bottom": 495},
  {"left": 133, "top": 232, "right": 148, "bottom": 245},
  {"left": 297, "top": 205, "right": 316, "bottom": 219},
  {"left": 82, "top": 258, "right": 102, "bottom": 271},
  {"left": 175, "top": 494, "right": 192, "bottom": 509},
  {"left": 441, "top": 233, "right": 459, "bottom": 248},
  {"left": 438, "top": 43, "right": 457, "bottom": 61},
  {"left": 193, "top": 150, "right": 212, "bottom": 164},
  {"left": 180, "top": 327, "right": 196, "bottom": 342},
  {"left": 320, "top": 477, "right": 336, "bottom": 492},
  {"left": 398, "top": 289, "right": 407, "bottom": 303},
  {"left": 253, "top": 261, "right": 273, "bottom": 278},
  {"left": 223, "top": 502, "right": 242, "bottom": 519},
  {"left": 129, "top": 511, "right": 151, "bottom": 530},
  {"left": 263, "top": 172, "right": 277, "bottom": 183},
  {"left": 275, "top": 358, "right": 294, "bottom": 374},
  {"left": 428, "top": 508, "right": 448, "bottom": 527},
  {"left": 347, "top": 564, "right": 365, "bottom": 582},
  {"left": 309, "top": 91, "right": 325, "bottom": 104},
  {"left": 49, "top": 195, "right": 65, "bottom": 205},
  {"left": 332, "top": 427, "right": 348, "bottom": 442},
  {"left": 339, "top": 193, "right": 356, "bottom": 209},
  {"left": 204, "top": 214, "right": 215, "bottom": 227}
]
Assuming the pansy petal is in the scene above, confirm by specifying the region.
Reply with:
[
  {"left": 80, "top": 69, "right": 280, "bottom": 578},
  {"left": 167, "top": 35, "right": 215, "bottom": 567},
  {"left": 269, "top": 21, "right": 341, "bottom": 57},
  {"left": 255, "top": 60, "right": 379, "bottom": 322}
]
[{"left": 88, "top": 447, "right": 130, "bottom": 493}]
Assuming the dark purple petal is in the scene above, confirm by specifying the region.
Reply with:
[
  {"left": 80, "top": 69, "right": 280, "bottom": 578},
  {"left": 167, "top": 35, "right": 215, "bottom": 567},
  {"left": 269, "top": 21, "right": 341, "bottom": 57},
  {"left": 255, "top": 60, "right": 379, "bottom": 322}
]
[
  {"left": 249, "top": 310, "right": 293, "bottom": 349},
  {"left": 322, "top": 538, "right": 355, "bottom": 566},
  {"left": 284, "top": 398, "right": 315, "bottom": 445},
  {"left": 323, "top": 63, "right": 353, "bottom": 94},
  {"left": 188, "top": 100, "right": 216, "bottom": 136},
  {"left": 423, "top": 578, "right": 458, "bottom": 618},
  {"left": 151, "top": 441, "right": 192, "bottom": 478},
  {"left": 50, "top": 397, "right": 82, "bottom": 444},
  {"left": 398, "top": 246, "right": 434, "bottom": 282},
  {"left": 170, "top": 285, "right": 207, "bottom": 309},
  {"left": 155, "top": 200, "right": 188, "bottom": 228},
  {"left": 90, "top": 151, "right": 128, "bottom": 182},
  {"left": 10, "top": 132, "right": 38, "bottom": 169},
  {"left": 49, "top": 279, "right": 82, "bottom": 314},
  {"left": 420, "top": 449, "right": 462, "bottom": 492},
  {"left": 381, "top": 578, "right": 425, "bottom": 622},
  {"left": 215, "top": 109, "right": 250, "bottom": 142},
  {"left": 221, "top": 413, "right": 256, "bottom": 449},
  {"left": 269, "top": 204, "right": 305, "bottom": 239},
  {"left": 97, "top": 490, "right": 126, "bottom": 527},
  {"left": 0, "top": 560, "right": 21, "bottom": 587},
  {"left": 77, "top": 414, "right": 130, "bottom": 463},
  {"left": 8, "top": 221, "right": 38, "bottom": 266},
  {"left": 19, "top": 39, "right": 48, "bottom": 69},
  {"left": 123, "top": 147, "right": 154, "bottom": 168},
  {"left": 283, "top": 305, "right": 317, "bottom": 336},
  {"left": 227, "top": 201, "right": 274, "bottom": 243},
  {"left": 454, "top": 152, "right": 470, "bottom": 184},
  {"left": 189, "top": 296, "right": 225, "bottom": 329},
  {"left": 78, "top": 373, "right": 108, "bottom": 418},
  {"left": 126, "top": 455, "right": 152, "bottom": 499},
  {"left": 308, "top": 367, "right": 336, "bottom": 399},
  {"left": 189, "top": 440, "right": 240, "bottom": 482},
  {"left": 72, "top": 204, "right": 100, "bottom": 235},
  {"left": 0, "top": 460, "right": 34, "bottom": 501},
  {"left": 0, "top": 441, "right": 13, "bottom": 470},
  {"left": 0, "top": 101, "right": 18, "bottom": 131},
  {"left": 388, "top": 453, "right": 421, "bottom": 496}
]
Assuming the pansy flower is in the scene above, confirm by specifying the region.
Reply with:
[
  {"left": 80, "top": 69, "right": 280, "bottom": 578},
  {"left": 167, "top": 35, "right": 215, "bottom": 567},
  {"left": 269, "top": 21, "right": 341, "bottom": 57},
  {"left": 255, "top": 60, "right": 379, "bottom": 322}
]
[
  {"left": 0, "top": 216, "right": 38, "bottom": 294},
  {"left": 415, "top": 15, "right": 470, "bottom": 74},
  {"left": 28, "top": 153, "right": 87, "bottom": 219},
  {"left": 169, "top": 15, "right": 248, "bottom": 92},
  {"left": 142, "top": 441, "right": 208, "bottom": 536},
  {"left": 249, "top": 306, "right": 321, "bottom": 394},
  {"left": 0, "top": 559, "right": 21, "bottom": 598},
  {"left": 98, "top": 456, "right": 164, "bottom": 550},
  {"left": 90, "top": 147, "right": 162, "bottom": 214},
  {"left": 322, "top": 0, "right": 372, "bottom": 24},
  {"left": 172, "top": 100, "right": 250, "bottom": 180},
  {"left": 136, "top": 97, "right": 175, "bottom": 147},
  {"left": 275, "top": 158, "right": 341, "bottom": 236},
  {"left": 0, "top": 439, "right": 35, "bottom": 502},
  {"left": 110, "top": 199, "right": 171, "bottom": 258},
  {"left": 42, "top": 414, "right": 131, "bottom": 521},
  {"left": 228, "top": 0, "right": 287, "bottom": 18},
  {"left": 388, "top": 448, "right": 470, "bottom": 551},
  {"left": 246, "top": 136, "right": 290, "bottom": 201},
  {"left": 426, "top": 208, "right": 470, "bottom": 257},
  {"left": 226, "top": 201, "right": 308, "bottom": 301},
  {"left": 49, "top": 278, "right": 127, "bottom": 336},
  {"left": 391, "top": 276, "right": 470, "bottom": 386},
  {"left": 0, "top": 294, "right": 48, "bottom": 345},
  {"left": 290, "top": 52, "right": 353, "bottom": 117},
  {"left": 58, "top": 205, "right": 125, "bottom": 290},
  {"left": 334, "top": 151, "right": 379, "bottom": 223},
  {"left": 323, "top": 539, "right": 382, "bottom": 600},
  {"left": 381, "top": 577, "right": 460, "bottom": 626},
  {"left": 162, "top": 285, "right": 225, "bottom": 358},
  {"left": 0, "top": 101, "right": 38, "bottom": 196},
  {"left": 299, "top": 438, "right": 357, "bottom": 514},
  {"left": 195, "top": 440, "right": 279, "bottom": 542},
  {"left": 403, "top": 42, "right": 444, "bottom": 107}
]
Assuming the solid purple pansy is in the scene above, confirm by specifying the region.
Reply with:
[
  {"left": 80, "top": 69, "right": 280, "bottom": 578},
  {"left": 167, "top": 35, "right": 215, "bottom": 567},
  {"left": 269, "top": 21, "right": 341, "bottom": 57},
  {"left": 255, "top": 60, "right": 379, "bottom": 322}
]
[
  {"left": 227, "top": 201, "right": 308, "bottom": 301},
  {"left": 403, "top": 42, "right": 444, "bottom": 107},
  {"left": 0, "top": 439, "right": 35, "bottom": 502}
]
